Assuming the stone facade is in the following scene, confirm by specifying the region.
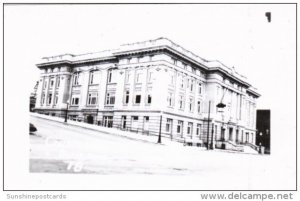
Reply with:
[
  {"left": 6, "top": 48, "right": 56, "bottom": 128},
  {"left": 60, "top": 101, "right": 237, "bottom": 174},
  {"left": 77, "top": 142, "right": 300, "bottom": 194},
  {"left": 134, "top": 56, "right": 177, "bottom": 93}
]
[{"left": 34, "top": 37, "right": 260, "bottom": 148}]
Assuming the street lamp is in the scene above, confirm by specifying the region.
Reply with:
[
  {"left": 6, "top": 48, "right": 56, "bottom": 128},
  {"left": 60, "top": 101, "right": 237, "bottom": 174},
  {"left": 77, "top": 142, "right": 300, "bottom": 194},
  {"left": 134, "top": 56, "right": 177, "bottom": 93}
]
[
  {"left": 216, "top": 102, "right": 226, "bottom": 149},
  {"left": 64, "top": 100, "right": 70, "bottom": 123},
  {"left": 206, "top": 101, "right": 211, "bottom": 150},
  {"left": 157, "top": 114, "right": 162, "bottom": 143}
]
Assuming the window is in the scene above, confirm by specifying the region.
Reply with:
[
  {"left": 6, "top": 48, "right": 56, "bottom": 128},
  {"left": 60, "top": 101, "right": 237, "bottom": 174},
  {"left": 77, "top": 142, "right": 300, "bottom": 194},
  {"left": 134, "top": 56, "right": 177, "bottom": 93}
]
[
  {"left": 87, "top": 93, "right": 97, "bottom": 105},
  {"left": 47, "top": 93, "right": 52, "bottom": 105},
  {"left": 127, "top": 58, "right": 131, "bottom": 64},
  {"left": 106, "top": 93, "right": 115, "bottom": 105},
  {"left": 110, "top": 96, "right": 115, "bottom": 105},
  {"left": 198, "top": 83, "right": 202, "bottom": 94},
  {"left": 73, "top": 73, "right": 80, "bottom": 85},
  {"left": 136, "top": 72, "right": 142, "bottom": 83},
  {"left": 41, "top": 93, "right": 45, "bottom": 105},
  {"left": 187, "top": 122, "right": 193, "bottom": 135},
  {"left": 189, "top": 98, "right": 194, "bottom": 112},
  {"left": 125, "top": 72, "right": 131, "bottom": 83},
  {"left": 170, "top": 74, "right": 174, "bottom": 85},
  {"left": 148, "top": 71, "right": 153, "bottom": 82},
  {"left": 108, "top": 70, "right": 112, "bottom": 83},
  {"left": 43, "top": 81, "right": 47, "bottom": 89},
  {"left": 56, "top": 77, "right": 60, "bottom": 88},
  {"left": 89, "top": 71, "right": 94, "bottom": 85},
  {"left": 179, "top": 95, "right": 184, "bottom": 110},
  {"left": 146, "top": 94, "right": 152, "bottom": 104},
  {"left": 49, "top": 78, "right": 54, "bottom": 88},
  {"left": 187, "top": 79, "right": 190, "bottom": 89},
  {"left": 196, "top": 124, "right": 201, "bottom": 135},
  {"left": 71, "top": 96, "right": 79, "bottom": 105},
  {"left": 190, "top": 80, "right": 194, "bottom": 92},
  {"left": 106, "top": 93, "right": 110, "bottom": 104},
  {"left": 183, "top": 63, "right": 187, "bottom": 70},
  {"left": 130, "top": 116, "right": 139, "bottom": 130},
  {"left": 167, "top": 92, "right": 173, "bottom": 107},
  {"left": 177, "top": 120, "right": 183, "bottom": 134},
  {"left": 54, "top": 94, "right": 59, "bottom": 105},
  {"left": 125, "top": 90, "right": 130, "bottom": 104},
  {"left": 103, "top": 116, "right": 113, "bottom": 128},
  {"left": 135, "top": 95, "right": 141, "bottom": 104},
  {"left": 180, "top": 76, "right": 184, "bottom": 88},
  {"left": 166, "top": 118, "right": 173, "bottom": 133},
  {"left": 197, "top": 101, "right": 201, "bottom": 113}
]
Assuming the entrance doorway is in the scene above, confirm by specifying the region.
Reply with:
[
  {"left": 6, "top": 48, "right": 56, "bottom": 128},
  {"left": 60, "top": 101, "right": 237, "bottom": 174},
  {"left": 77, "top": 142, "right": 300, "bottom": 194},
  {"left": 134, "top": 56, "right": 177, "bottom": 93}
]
[
  {"left": 121, "top": 116, "right": 127, "bottom": 129},
  {"left": 143, "top": 116, "right": 149, "bottom": 133},
  {"left": 236, "top": 129, "right": 239, "bottom": 143},
  {"left": 221, "top": 128, "right": 225, "bottom": 141},
  {"left": 246, "top": 132, "right": 249, "bottom": 143},
  {"left": 87, "top": 115, "right": 94, "bottom": 124}
]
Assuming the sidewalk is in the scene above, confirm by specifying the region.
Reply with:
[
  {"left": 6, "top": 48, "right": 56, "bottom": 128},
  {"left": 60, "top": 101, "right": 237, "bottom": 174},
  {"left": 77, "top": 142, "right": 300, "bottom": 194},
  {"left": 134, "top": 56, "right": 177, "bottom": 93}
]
[
  {"left": 30, "top": 112, "right": 184, "bottom": 148},
  {"left": 30, "top": 113, "right": 259, "bottom": 155}
]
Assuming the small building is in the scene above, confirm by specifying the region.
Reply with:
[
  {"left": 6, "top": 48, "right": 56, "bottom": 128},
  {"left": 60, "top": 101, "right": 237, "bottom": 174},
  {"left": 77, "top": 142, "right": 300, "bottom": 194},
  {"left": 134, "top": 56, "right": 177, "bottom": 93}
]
[
  {"left": 256, "top": 110, "right": 271, "bottom": 154},
  {"left": 34, "top": 37, "right": 260, "bottom": 151}
]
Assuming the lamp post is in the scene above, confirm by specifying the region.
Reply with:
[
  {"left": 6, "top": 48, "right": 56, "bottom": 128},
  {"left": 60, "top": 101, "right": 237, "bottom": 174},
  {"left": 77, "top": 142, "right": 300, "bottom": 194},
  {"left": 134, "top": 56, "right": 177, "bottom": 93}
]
[
  {"left": 157, "top": 114, "right": 162, "bottom": 143},
  {"left": 259, "top": 132, "right": 263, "bottom": 153},
  {"left": 206, "top": 101, "right": 211, "bottom": 150},
  {"left": 64, "top": 100, "right": 69, "bottom": 123},
  {"left": 216, "top": 102, "right": 226, "bottom": 148}
]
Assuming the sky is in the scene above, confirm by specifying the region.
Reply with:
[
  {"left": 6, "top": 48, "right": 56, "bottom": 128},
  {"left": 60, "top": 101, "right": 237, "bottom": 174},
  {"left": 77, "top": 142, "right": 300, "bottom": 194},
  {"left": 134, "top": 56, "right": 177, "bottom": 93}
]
[
  {"left": 4, "top": 4, "right": 296, "bottom": 110},
  {"left": 3, "top": 4, "right": 297, "bottom": 190}
]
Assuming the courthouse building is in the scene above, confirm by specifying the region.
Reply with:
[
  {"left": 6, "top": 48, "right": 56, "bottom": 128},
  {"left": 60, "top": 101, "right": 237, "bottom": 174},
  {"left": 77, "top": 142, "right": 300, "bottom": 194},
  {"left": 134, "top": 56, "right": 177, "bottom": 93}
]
[{"left": 34, "top": 38, "right": 260, "bottom": 150}]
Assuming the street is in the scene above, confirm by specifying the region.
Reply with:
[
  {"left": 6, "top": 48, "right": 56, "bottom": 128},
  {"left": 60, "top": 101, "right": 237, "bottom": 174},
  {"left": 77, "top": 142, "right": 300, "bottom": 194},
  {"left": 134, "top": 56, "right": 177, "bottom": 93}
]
[
  {"left": 29, "top": 115, "right": 264, "bottom": 174},
  {"left": 29, "top": 115, "right": 290, "bottom": 190}
]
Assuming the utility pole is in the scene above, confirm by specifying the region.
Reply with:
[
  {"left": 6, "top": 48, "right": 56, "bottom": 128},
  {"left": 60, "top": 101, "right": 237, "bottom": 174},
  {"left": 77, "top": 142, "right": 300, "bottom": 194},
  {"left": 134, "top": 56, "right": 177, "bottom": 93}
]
[
  {"left": 206, "top": 101, "right": 211, "bottom": 150},
  {"left": 64, "top": 101, "right": 69, "bottom": 123},
  {"left": 211, "top": 123, "right": 214, "bottom": 149},
  {"left": 157, "top": 114, "right": 162, "bottom": 143}
]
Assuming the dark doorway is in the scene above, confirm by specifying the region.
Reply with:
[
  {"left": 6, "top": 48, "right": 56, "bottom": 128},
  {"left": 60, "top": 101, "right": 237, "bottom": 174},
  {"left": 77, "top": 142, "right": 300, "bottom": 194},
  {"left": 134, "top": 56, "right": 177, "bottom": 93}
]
[
  {"left": 221, "top": 128, "right": 225, "bottom": 141},
  {"left": 121, "top": 116, "right": 127, "bottom": 129},
  {"left": 87, "top": 115, "right": 94, "bottom": 124},
  {"left": 235, "top": 129, "right": 239, "bottom": 143}
]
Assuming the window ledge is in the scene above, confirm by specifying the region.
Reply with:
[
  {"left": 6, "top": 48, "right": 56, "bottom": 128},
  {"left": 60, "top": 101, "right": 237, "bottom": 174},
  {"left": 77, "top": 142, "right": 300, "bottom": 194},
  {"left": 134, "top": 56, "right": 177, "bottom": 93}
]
[{"left": 104, "top": 105, "right": 114, "bottom": 108}]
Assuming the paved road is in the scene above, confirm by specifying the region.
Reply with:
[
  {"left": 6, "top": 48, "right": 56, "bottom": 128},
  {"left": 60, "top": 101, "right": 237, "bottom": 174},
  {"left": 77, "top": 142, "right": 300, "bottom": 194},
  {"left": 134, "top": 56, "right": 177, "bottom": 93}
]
[
  {"left": 28, "top": 115, "right": 296, "bottom": 190},
  {"left": 29, "top": 115, "right": 287, "bottom": 190},
  {"left": 30, "top": 116, "right": 198, "bottom": 175}
]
